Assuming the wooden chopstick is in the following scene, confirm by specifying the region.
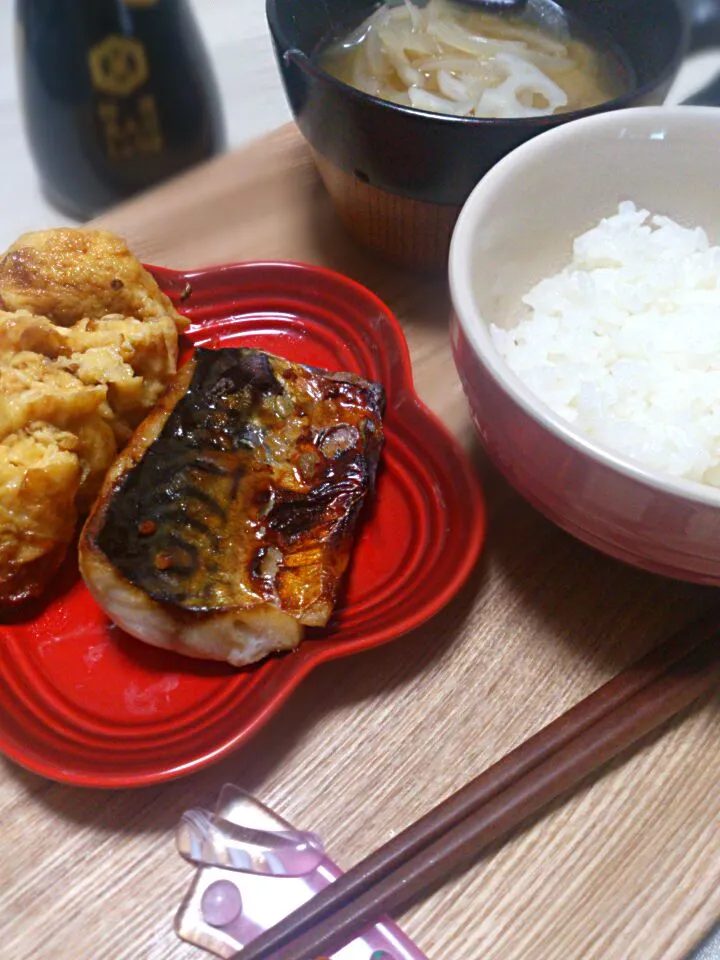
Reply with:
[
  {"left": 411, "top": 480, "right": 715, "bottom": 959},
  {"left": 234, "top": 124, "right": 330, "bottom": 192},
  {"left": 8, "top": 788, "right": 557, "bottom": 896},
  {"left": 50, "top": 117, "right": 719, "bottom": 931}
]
[{"left": 234, "top": 608, "right": 720, "bottom": 960}]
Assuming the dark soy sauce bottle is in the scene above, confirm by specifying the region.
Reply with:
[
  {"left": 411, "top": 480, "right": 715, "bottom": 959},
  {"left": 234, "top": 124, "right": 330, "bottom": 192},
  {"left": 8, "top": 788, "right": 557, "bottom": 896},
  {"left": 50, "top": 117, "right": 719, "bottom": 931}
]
[{"left": 15, "top": 0, "right": 226, "bottom": 220}]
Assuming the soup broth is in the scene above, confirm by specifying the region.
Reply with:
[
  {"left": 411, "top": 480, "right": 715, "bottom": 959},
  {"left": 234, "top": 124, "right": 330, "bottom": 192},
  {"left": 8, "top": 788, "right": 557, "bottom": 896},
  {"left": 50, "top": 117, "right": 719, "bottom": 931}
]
[{"left": 319, "top": 0, "right": 632, "bottom": 119}]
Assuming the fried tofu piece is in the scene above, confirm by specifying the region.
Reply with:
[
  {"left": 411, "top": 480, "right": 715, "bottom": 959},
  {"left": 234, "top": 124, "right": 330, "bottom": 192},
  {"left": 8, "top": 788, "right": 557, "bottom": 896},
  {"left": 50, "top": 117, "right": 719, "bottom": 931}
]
[
  {"left": 0, "top": 228, "right": 187, "bottom": 329},
  {"left": 0, "top": 427, "right": 81, "bottom": 605},
  {"left": 0, "top": 309, "right": 180, "bottom": 442},
  {"left": 0, "top": 228, "right": 185, "bottom": 606},
  {"left": 0, "top": 353, "right": 116, "bottom": 598}
]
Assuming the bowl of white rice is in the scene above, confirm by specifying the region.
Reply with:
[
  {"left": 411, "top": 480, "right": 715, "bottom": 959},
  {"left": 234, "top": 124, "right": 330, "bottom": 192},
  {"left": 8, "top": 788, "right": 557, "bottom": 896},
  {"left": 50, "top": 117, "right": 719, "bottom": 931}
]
[{"left": 449, "top": 105, "right": 720, "bottom": 583}]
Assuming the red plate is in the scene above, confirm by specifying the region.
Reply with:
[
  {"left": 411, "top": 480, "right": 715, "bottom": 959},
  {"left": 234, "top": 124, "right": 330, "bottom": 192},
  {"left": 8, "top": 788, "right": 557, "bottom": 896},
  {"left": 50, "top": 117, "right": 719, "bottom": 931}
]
[{"left": 0, "top": 262, "right": 485, "bottom": 788}]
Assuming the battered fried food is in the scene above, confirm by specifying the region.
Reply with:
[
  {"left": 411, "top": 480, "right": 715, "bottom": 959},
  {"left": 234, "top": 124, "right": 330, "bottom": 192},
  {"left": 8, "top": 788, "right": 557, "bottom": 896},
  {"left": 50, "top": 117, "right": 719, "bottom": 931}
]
[
  {"left": 0, "top": 228, "right": 187, "bottom": 329},
  {"left": 0, "top": 229, "right": 185, "bottom": 607}
]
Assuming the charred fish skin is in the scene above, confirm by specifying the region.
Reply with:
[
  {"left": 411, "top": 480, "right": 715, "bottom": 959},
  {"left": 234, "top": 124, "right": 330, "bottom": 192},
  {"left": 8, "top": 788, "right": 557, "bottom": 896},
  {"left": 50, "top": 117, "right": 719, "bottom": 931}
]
[{"left": 88, "top": 347, "right": 385, "bottom": 630}]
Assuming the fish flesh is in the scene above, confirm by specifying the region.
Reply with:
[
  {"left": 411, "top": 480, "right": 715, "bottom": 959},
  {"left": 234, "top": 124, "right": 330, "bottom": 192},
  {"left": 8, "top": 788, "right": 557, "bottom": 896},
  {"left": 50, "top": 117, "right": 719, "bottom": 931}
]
[{"left": 79, "top": 347, "right": 385, "bottom": 666}]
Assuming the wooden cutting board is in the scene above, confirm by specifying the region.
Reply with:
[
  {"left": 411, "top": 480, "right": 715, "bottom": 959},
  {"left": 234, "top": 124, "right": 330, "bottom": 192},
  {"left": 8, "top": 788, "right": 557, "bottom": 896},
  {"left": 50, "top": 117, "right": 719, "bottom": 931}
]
[{"left": 3, "top": 123, "right": 720, "bottom": 960}]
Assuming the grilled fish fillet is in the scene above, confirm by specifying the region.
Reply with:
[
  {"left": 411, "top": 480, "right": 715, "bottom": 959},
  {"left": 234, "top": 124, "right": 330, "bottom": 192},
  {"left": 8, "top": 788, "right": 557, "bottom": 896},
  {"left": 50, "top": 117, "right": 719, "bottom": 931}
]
[
  {"left": 79, "top": 348, "right": 385, "bottom": 667},
  {"left": 0, "top": 228, "right": 185, "bottom": 606}
]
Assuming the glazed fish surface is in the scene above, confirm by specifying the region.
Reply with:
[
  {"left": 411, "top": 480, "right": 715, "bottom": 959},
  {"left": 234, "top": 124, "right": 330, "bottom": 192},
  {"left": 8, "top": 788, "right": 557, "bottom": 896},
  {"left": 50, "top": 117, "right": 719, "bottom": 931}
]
[
  {"left": 0, "top": 229, "right": 185, "bottom": 606},
  {"left": 80, "top": 347, "right": 385, "bottom": 667}
]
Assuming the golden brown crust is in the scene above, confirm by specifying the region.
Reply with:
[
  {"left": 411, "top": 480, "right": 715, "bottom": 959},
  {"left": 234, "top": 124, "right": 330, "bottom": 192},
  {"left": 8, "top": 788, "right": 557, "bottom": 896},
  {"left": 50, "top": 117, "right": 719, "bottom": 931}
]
[
  {"left": 0, "top": 228, "right": 183, "bottom": 607},
  {"left": 0, "top": 229, "right": 187, "bottom": 330},
  {"left": 0, "top": 429, "right": 80, "bottom": 605}
]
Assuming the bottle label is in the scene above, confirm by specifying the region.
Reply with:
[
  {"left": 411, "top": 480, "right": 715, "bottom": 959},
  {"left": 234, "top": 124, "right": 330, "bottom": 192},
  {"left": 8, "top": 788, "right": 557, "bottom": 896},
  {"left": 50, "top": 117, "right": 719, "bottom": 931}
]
[{"left": 88, "top": 35, "right": 164, "bottom": 160}]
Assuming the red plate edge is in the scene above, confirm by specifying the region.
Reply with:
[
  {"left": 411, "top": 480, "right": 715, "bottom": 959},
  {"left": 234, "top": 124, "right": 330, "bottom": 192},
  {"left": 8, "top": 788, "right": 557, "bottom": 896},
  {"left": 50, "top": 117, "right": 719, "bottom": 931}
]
[{"left": 0, "top": 260, "right": 486, "bottom": 788}]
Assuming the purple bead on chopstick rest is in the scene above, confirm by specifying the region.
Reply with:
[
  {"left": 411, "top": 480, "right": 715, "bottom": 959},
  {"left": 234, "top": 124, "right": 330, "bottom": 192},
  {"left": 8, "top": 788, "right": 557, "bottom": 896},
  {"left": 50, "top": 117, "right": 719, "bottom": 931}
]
[
  {"left": 175, "top": 784, "right": 428, "bottom": 959},
  {"left": 201, "top": 880, "right": 243, "bottom": 927}
]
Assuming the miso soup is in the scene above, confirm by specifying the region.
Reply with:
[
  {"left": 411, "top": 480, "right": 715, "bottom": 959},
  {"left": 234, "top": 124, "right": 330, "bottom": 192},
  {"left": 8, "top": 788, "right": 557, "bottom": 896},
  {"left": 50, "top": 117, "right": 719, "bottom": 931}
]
[{"left": 319, "top": 0, "right": 632, "bottom": 119}]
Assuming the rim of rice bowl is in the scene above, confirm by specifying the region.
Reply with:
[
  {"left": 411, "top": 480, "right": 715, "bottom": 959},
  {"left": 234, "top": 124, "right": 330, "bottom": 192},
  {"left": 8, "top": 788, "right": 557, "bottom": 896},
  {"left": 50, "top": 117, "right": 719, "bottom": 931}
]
[{"left": 449, "top": 105, "right": 720, "bottom": 509}]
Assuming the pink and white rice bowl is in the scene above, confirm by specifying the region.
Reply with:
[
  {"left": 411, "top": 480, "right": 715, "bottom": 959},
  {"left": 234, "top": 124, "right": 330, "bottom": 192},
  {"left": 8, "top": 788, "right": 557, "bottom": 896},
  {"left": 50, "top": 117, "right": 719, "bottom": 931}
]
[{"left": 450, "top": 106, "right": 720, "bottom": 583}]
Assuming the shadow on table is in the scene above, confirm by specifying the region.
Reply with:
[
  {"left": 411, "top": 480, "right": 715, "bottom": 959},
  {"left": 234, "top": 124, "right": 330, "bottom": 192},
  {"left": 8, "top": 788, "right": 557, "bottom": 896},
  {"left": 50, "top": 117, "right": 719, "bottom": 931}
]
[
  {"left": 483, "top": 488, "right": 719, "bottom": 675},
  {"left": 689, "top": 922, "right": 720, "bottom": 960}
]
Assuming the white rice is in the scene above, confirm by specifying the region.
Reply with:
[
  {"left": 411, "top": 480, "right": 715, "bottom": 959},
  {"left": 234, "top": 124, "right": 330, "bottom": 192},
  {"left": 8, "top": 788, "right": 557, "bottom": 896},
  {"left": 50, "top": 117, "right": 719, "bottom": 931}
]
[{"left": 490, "top": 201, "right": 720, "bottom": 488}]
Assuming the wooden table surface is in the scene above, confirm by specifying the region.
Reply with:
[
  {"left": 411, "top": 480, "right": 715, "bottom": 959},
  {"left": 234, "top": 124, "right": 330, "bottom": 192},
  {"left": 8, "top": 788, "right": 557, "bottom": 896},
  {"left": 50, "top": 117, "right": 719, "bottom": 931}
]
[{"left": 3, "top": 123, "right": 720, "bottom": 960}]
